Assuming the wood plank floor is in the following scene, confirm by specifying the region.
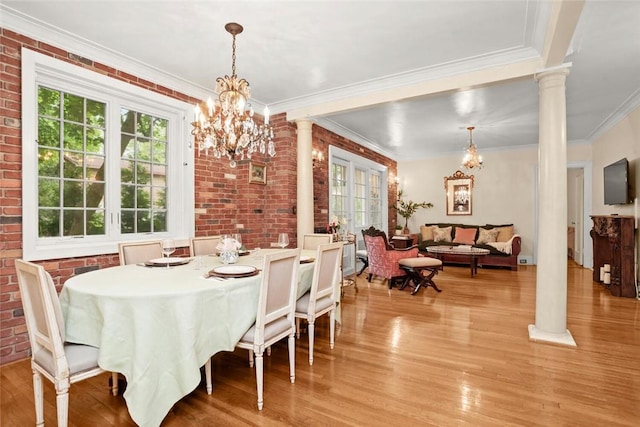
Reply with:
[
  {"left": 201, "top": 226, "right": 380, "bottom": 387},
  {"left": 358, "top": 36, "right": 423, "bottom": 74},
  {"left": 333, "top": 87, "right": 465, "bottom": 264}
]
[{"left": 2, "top": 262, "right": 639, "bottom": 426}]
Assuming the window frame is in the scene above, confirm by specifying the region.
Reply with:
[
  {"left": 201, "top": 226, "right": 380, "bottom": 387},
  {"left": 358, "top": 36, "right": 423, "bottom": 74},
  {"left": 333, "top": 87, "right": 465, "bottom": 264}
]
[
  {"left": 328, "top": 146, "right": 389, "bottom": 235},
  {"left": 22, "top": 49, "right": 194, "bottom": 261}
]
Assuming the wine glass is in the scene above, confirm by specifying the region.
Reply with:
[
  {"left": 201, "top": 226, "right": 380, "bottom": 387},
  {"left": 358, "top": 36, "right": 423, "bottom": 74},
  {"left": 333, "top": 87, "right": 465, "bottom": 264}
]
[
  {"left": 277, "top": 233, "right": 289, "bottom": 249},
  {"left": 233, "top": 233, "right": 242, "bottom": 249},
  {"left": 162, "top": 239, "right": 175, "bottom": 269}
]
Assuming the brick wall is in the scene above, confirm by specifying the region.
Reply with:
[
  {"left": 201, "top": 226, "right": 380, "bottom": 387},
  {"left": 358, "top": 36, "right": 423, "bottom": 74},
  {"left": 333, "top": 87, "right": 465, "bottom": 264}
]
[
  {"left": 312, "top": 125, "right": 399, "bottom": 231},
  {"left": 0, "top": 28, "right": 396, "bottom": 365}
]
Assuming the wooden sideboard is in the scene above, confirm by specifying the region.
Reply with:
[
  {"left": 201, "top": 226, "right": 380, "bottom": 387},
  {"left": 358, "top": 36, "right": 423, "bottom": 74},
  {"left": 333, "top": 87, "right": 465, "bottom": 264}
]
[{"left": 590, "top": 215, "right": 636, "bottom": 298}]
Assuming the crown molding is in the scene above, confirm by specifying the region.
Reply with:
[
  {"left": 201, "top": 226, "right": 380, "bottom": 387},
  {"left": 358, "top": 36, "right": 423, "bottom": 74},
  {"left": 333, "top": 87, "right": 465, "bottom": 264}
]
[
  {"left": 587, "top": 89, "right": 640, "bottom": 143},
  {"left": 1, "top": 5, "right": 208, "bottom": 101},
  {"left": 312, "top": 117, "right": 397, "bottom": 161},
  {"left": 274, "top": 46, "right": 541, "bottom": 116}
]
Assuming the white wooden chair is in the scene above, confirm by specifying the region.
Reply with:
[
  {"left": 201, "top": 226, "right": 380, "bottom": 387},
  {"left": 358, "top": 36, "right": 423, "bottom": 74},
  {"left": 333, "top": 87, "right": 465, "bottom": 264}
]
[
  {"left": 15, "top": 259, "right": 116, "bottom": 427},
  {"left": 295, "top": 242, "right": 343, "bottom": 365},
  {"left": 205, "top": 248, "right": 301, "bottom": 410},
  {"left": 118, "top": 240, "right": 163, "bottom": 265},
  {"left": 302, "top": 233, "right": 333, "bottom": 250},
  {"left": 189, "top": 235, "right": 222, "bottom": 257}
]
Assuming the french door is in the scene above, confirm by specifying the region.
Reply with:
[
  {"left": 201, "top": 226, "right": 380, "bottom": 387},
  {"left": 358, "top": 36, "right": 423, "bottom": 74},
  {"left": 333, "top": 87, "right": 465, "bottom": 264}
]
[{"left": 329, "top": 147, "right": 388, "bottom": 275}]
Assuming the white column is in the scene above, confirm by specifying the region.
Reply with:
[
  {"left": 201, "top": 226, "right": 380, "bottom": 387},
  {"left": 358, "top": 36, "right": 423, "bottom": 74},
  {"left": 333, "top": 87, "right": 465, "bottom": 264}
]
[
  {"left": 296, "top": 119, "right": 314, "bottom": 248},
  {"left": 528, "top": 67, "right": 576, "bottom": 347}
]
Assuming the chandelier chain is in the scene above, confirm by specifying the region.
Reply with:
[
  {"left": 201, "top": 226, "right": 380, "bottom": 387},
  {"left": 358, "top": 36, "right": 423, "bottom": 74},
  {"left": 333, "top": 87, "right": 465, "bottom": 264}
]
[
  {"left": 190, "top": 22, "right": 275, "bottom": 168},
  {"left": 231, "top": 34, "right": 237, "bottom": 76}
]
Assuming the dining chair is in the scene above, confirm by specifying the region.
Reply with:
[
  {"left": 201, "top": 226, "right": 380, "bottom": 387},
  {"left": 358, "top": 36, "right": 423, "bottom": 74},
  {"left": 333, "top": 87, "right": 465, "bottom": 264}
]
[
  {"left": 15, "top": 259, "right": 116, "bottom": 427},
  {"left": 302, "top": 233, "right": 333, "bottom": 250},
  {"left": 118, "top": 240, "right": 163, "bottom": 265},
  {"left": 204, "top": 248, "right": 301, "bottom": 410},
  {"left": 361, "top": 226, "right": 419, "bottom": 289},
  {"left": 189, "top": 235, "right": 222, "bottom": 257},
  {"left": 295, "top": 241, "right": 343, "bottom": 365}
]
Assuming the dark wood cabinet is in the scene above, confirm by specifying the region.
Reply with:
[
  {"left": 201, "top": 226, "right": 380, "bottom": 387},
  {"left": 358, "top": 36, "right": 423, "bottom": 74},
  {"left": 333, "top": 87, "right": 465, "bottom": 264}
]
[
  {"left": 390, "top": 234, "right": 417, "bottom": 249},
  {"left": 590, "top": 215, "right": 636, "bottom": 298}
]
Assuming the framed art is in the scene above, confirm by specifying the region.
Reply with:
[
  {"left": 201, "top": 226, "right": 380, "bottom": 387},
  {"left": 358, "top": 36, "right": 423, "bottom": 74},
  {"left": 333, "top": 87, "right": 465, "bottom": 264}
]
[
  {"left": 249, "top": 162, "right": 267, "bottom": 184},
  {"left": 444, "top": 170, "right": 474, "bottom": 215}
]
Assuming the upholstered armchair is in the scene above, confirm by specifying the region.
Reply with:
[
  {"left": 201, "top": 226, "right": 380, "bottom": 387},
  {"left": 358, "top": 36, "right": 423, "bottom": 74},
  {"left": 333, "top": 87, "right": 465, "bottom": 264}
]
[{"left": 362, "top": 226, "right": 419, "bottom": 288}]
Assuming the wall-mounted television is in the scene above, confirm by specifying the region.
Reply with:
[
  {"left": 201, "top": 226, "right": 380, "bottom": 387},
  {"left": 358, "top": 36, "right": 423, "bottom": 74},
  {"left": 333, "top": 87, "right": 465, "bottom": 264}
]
[{"left": 603, "top": 158, "right": 631, "bottom": 205}]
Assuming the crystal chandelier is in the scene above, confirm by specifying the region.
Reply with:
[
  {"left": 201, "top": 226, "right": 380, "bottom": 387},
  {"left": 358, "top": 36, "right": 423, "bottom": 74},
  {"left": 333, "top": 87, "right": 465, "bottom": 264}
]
[
  {"left": 462, "top": 126, "right": 483, "bottom": 170},
  {"left": 191, "top": 22, "right": 275, "bottom": 168}
]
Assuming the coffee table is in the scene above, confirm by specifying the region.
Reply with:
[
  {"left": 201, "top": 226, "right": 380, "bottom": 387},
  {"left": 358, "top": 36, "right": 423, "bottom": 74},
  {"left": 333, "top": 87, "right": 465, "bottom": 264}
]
[{"left": 425, "top": 246, "right": 490, "bottom": 277}]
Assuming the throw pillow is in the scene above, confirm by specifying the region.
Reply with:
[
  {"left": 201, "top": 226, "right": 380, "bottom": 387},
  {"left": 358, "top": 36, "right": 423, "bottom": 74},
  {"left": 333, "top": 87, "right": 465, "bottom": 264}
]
[
  {"left": 495, "top": 225, "right": 514, "bottom": 242},
  {"left": 420, "top": 225, "right": 435, "bottom": 241},
  {"left": 453, "top": 227, "right": 477, "bottom": 244},
  {"left": 476, "top": 228, "right": 499, "bottom": 244},
  {"left": 433, "top": 226, "right": 452, "bottom": 243}
]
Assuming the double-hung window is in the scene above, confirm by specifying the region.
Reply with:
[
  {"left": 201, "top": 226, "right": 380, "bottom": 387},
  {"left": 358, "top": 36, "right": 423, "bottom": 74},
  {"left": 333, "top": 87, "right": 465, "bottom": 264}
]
[{"left": 22, "top": 49, "right": 194, "bottom": 261}]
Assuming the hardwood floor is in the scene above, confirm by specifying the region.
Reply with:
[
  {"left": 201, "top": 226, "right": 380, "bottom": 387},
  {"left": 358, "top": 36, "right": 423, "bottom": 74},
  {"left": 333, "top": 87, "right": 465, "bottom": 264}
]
[{"left": 2, "top": 262, "right": 639, "bottom": 426}]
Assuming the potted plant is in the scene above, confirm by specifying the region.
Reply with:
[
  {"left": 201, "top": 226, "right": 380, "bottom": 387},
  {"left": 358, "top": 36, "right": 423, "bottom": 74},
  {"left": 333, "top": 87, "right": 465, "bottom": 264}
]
[
  {"left": 395, "top": 224, "right": 404, "bottom": 235},
  {"left": 392, "top": 190, "right": 433, "bottom": 234}
]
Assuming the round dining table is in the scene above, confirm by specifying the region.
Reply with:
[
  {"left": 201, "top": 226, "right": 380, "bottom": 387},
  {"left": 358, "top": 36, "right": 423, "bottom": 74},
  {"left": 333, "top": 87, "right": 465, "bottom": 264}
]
[{"left": 59, "top": 248, "right": 317, "bottom": 427}]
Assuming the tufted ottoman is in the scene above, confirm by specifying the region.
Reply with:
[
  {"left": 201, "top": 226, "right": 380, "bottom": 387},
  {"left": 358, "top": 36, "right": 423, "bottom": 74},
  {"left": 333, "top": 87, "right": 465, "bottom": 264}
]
[{"left": 398, "top": 257, "right": 443, "bottom": 295}]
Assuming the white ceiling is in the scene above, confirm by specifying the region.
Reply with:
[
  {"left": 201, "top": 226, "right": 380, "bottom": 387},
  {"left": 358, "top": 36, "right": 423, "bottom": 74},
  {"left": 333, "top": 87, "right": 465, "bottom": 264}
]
[{"left": 2, "top": 0, "right": 639, "bottom": 161}]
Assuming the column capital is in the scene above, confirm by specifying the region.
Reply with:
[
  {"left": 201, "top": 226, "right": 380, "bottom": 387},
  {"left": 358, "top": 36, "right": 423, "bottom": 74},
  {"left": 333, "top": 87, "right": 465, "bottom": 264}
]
[{"left": 534, "top": 64, "right": 571, "bottom": 82}]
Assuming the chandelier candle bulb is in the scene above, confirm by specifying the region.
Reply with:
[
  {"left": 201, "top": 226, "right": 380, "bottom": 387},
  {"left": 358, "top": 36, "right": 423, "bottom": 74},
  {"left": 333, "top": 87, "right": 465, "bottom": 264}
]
[
  {"left": 264, "top": 106, "right": 270, "bottom": 125},
  {"left": 191, "top": 22, "right": 275, "bottom": 167}
]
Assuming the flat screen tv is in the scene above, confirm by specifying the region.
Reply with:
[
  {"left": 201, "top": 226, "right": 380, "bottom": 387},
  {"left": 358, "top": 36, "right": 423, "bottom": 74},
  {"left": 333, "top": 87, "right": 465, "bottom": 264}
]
[{"left": 603, "top": 158, "right": 630, "bottom": 205}]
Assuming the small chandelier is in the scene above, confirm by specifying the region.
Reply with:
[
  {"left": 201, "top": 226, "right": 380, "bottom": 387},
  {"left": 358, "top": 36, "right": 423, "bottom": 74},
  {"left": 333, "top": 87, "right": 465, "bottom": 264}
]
[
  {"left": 462, "top": 126, "right": 483, "bottom": 170},
  {"left": 191, "top": 22, "right": 275, "bottom": 168}
]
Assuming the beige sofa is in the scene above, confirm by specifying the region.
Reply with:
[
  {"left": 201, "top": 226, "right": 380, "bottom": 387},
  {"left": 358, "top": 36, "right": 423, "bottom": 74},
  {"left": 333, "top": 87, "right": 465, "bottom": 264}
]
[{"left": 417, "top": 223, "right": 521, "bottom": 270}]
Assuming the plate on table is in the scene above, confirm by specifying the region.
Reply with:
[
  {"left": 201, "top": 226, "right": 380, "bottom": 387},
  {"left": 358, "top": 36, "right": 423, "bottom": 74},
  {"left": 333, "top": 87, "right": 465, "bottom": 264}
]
[
  {"left": 207, "top": 265, "right": 259, "bottom": 278},
  {"left": 145, "top": 257, "right": 191, "bottom": 267},
  {"left": 300, "top": 256, "right": 315, "bottom": 264}
]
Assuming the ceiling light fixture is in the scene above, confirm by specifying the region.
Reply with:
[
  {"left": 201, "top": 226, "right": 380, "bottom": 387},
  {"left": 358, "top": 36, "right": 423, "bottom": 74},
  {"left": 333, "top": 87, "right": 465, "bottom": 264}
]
[
  {"left": 191, "top": 22, "right": 275, "bottom": 168},
  {"left": 462, "top": 126, "right": 483, "bottom": 170}
]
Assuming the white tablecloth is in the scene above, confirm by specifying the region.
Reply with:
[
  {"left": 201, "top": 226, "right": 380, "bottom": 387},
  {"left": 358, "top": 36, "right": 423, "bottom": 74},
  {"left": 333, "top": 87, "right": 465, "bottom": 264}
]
[{"left": 59, "top": 249, "right": 316, "bottom": 427}]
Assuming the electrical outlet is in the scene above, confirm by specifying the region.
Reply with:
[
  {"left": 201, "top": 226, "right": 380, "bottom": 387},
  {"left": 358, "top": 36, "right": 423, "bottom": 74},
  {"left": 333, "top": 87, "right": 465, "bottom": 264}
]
[{"left": 519, "top": 259, "right": 528, "bottom": 264}]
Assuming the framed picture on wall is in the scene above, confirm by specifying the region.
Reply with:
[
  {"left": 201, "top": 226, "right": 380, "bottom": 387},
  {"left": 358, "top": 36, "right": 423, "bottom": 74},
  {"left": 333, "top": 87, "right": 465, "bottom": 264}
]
[
  {"left": 445, "top": 170, "right": 474, "bottom": 215},
  {"left": 249, "top": 162, "right": 267, "bottom": 184}
]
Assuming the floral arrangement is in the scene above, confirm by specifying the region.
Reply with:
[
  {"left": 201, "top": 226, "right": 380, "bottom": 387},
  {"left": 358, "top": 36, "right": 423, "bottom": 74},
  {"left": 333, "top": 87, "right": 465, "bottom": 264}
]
[
  {"left": 327, "top": 215, "right": 347, "bottom": 234},
  {"left": 392, "top": 190, "right": 433, "bottom": 230},
  {"left": 216, "top": 236, "right": 242, "bottom": 252}
]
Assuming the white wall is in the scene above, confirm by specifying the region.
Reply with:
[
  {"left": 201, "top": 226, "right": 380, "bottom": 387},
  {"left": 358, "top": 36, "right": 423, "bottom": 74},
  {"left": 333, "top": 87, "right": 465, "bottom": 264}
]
[
  {"left": 398, "top": 140, "right": 597, "bottom": 266},
  {"left": 590, "top": 105, "right": 640, "bottom": 285},
  {"left": 591, "top": 106, "right": 640, "bottom": 218},
  {"left": 399, "top": 105, "right": 639, "bottom": 272},
  {"left": 399, "top": 146, "right": 539, "bottom": 263}
]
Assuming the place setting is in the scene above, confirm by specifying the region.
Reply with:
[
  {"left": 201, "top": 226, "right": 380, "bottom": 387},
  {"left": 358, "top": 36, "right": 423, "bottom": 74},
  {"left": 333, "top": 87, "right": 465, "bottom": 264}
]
[
  {"left": 204, "top": 265, "right": 260, "bottom": 280},
  {"left": 140, "top": 239, "right": 193, "bottom": 268}
]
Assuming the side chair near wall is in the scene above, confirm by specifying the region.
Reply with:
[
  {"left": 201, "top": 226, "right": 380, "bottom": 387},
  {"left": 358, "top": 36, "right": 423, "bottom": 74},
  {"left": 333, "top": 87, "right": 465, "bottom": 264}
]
[
  {"left": 295, "top": 241, "right": 343, "bottom": 365},
  {"left": 118, "top": 240, "right": 163, "bottom": 265},
  {"left": 361, "top": 226, "right": 419, "bottom": 289},
  {"left": 15, "top": 259, "right": 117, "bottom": 427},
  {"left": 302, "top": 233, "right": 333, "bottom": 250},
  {"left": 205, "top": 249, "right": 301, "bottom": 410},
  {"left": 189, "top": 235, "right": 222, "bottom": 256}
]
